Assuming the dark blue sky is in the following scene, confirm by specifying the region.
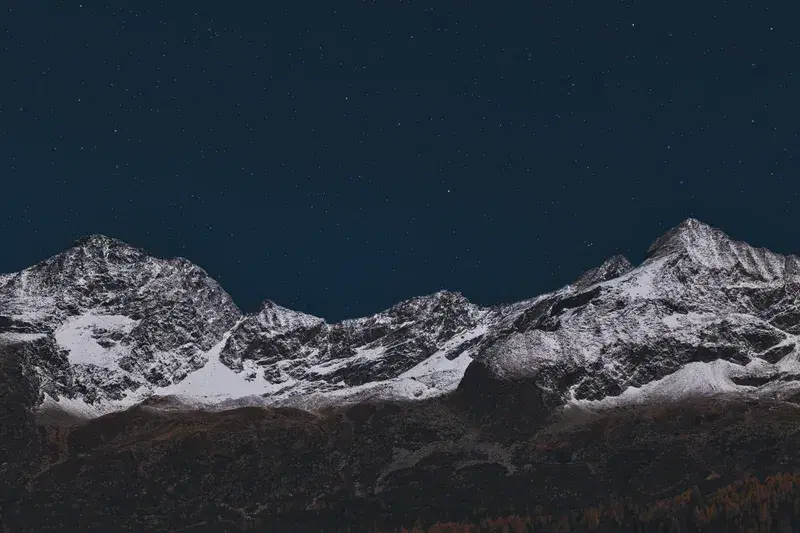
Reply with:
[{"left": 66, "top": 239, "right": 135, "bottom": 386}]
[{"left": 2, "top": 1, "right": 799, "bottom": 320}]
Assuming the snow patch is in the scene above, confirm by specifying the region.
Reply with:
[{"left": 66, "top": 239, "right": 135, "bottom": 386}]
[
  {"left": 400, "top": 323, "right": 486, "bottom": 385},
  {"left": 157, "top": 325, "right": 288, "bottom": 402},
  {"left": 307, "top": 358, "right": 349, "bottom": 376},
  {"left": 661, "top": 311, "right": 713, "bottom": 329},
  {"left": 569, "top": 359, "right": 744, "bottom": 410},
  {"left": 355, "top": 345, "right": 388, "bottom": 362},
  {"left": 40, "top": 393, "right": 101, "bottom": 419},
  {"left": 621, "top": 263, "right": 658, "bottom": 298},
  {"left": 54, "top": 313, "right": 139, "bottom": 370},
  {"left": 0, "top": 332, "right": 47, "bottom": 345},
  {"left": 39, "top": 389, "right": 155, "bottom": 419},
  {"left": 775, "top": 344, "right": 800, "bottom": 373}
]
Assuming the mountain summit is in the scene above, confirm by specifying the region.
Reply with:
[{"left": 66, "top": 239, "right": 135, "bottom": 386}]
[
  {"left": 3, "top": 219, "right": 800, "bottom": 419},
  {"left": 645, "top": 217, "right": 722, "bottom": 259}
]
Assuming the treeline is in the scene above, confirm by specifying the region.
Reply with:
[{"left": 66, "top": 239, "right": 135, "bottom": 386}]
[{"left": 385, "top": 473, "right": 800, "bottom": 533}]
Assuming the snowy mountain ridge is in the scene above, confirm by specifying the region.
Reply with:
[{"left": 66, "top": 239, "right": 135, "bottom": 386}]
[
  {"left": 3, "top": 219, "right": 800, "bottom": 419},
  {"left": 465, "top": 218, "right": 800, "bottom": 415}
]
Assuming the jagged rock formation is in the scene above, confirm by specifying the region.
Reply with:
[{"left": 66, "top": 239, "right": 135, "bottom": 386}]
[
  {"left": 216, "top": 290, "right": 495, "bottom": 407},
  {"left": 573, "top": 254, "right": 633, "bottom": 289}
]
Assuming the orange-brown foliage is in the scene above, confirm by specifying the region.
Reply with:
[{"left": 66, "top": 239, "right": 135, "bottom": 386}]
[{"left": 382, "top": 472, "right": 800, "bottom": 533}]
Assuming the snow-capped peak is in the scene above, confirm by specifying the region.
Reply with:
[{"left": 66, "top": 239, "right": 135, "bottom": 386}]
[
  {"left": 645, "top": 218, "right": 730, "bottom": 260},
  {"left": 574, "top": 254, "right": 633, "bottom": 289},
  {"left": 459, "top": 218, "right": 800, "bottom": 415},
  {"left": 254, "top": 300, "right": 325, "bottom": 334},
  {"left": 0, "top": 234, "right": 242, "bottom": 409},
  {"left": 71, "top": 233, "right": 131, "bottom": 249},
  {"left": 644, "top": 218, "right": 800, "bottom": 282}
]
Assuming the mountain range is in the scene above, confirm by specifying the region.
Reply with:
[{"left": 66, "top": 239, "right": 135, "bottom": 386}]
[
  {"left": 3, "top": 217, "right": 800, "bottom": 418},
  {"left": 4, "top": 218, "right": 800, "bottom": 532}
]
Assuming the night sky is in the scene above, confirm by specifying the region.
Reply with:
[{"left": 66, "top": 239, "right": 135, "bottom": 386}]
[{"left": 2, "top": 2, "right": 800, "bottom": 321}]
